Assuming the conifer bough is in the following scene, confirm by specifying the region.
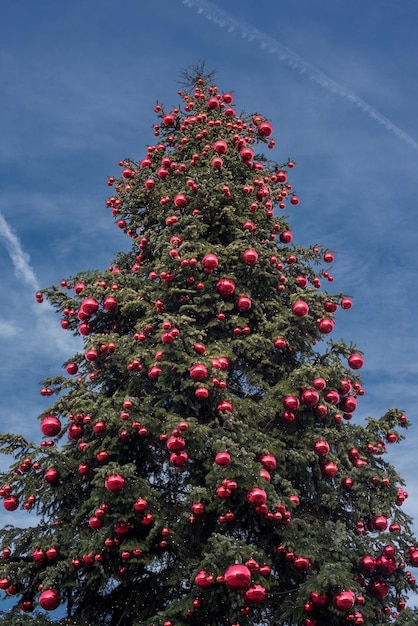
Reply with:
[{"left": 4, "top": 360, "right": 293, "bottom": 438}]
[{"left": 0, "top": 68, "right": 417, "bottom": 625}]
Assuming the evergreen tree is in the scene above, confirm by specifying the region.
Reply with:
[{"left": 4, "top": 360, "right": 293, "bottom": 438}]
[{"left": 0, "top": 66, "right": 417, "bottom": 625}]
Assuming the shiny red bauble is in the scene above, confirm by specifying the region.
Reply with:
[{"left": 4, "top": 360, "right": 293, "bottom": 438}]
[
  {"left": 195, "top": 570, "right": 213, "bottom": 589},
  {"left": 247, "top": 487, "right": 267, "bottom": 506},
  {"left": 367, "top": 579, "right": 389, "bottom": 599},
  {"left": 371, "top": 515, "right": 388, "bottom": 531},
  {"left": 39, "top": 588, "right": 61, "bottom": 611},
  {"left": 310, "top": 591, "right": 328, "bottom": 608},
  {"left": 280, "top": 230, "right": 293, "bottom": 243},
  {"left": 300, "top": 389, "right": 319, "bottom": 406},
  {"left": 257, "top": 121, "right": 273, "bottom": 137},
  {"left": 213, "top": 140, "right": 228, "bottom": 154},
  {"left": 333, "top": 590, "right": 355, "bottom": 611},
  {"left": 317, "top": 319, "right": 334, "bottom": 334},
  {"left": 224, "top": 564, "right": 251, "bottom": 590},
  {"left": 105, "top": 474, "right": 125, "bottom": 493},
  {"left": 340, "top": 396, "right": 357, "bottom": 413},
  {"left": 292, "top": 301, "right": 309, "bottom": 317},
  {"left": 80, "top": 297, "right": 99, "bottom": 317},
  {"left": 189, "top": 363, "right": 208, "bottom": 381},
  {"left": 66, "top": 362, "right": 78, "bottom": 375},
  {"left": 103, "top": 296, "right": 118, "bottom": 311},
  {"left": 202, "top": 253, "right": 219, "bottom": 270},
  {"left": 242, "top": 248, "right": 258, "bottom": 265},
  {"left": 321, "top": 462, "right": 338, "bottom": 478},
  {"left": 292, "top": 556, "right": 311, "bottom": 572},
  {"left": 341, "top": 298, "right": 352, "bottom": 310},
  {"left": 40, "top": 416, "right": 61, "bottom": 437},
  {"left": 313, "top": 440, "right": 330, "bottom": 457},
  {"left": 3, "top": 496, "right": 19, "bottom": 511},
  {"left": 216, "top": 278, "right": 236, "bottom": 297},
  {"left": 215, "top": 451, "right": 231, "bottom": 466},
  {"left": 173, "top": 193, "right": 188, "bottom": 208},
  {"left": 283, "top": 395, "right": 300, "bottom": 411},
  {"left": 236, "top": 295, "right": 252, "bottom": 311},
  {"left": 348, "top": 353, "right": 364, "bottom": 370},
  {"left": 359, "top": 555, "right": 376, "bottom": 574},
  {"left": 44, "top": 468, "right": 60, "bottom": 485},
  {"left": 260, "top": 454, "right": 276, "bottom": 470},
  {"left": 244, "top": 583, "right": 267, "bottom": 603}
]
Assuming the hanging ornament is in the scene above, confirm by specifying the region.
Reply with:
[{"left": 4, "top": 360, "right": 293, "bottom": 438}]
[{"left": 224, "top": 564, "right": 251, "bottom": 590}]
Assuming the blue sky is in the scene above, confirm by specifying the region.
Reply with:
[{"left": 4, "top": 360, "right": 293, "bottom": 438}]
[{"left": 1, "top": 0, "right": 418, "bottom": 594}]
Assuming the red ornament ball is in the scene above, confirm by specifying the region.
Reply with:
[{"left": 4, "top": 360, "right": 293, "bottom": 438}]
[
  {"left": 39, "top": 588, "right": 61, "bottom": 611},
  {"left": 216, "top": 278, "right": 235, "bottom": 297},
  {"left": 242, "top": 248, "right": 258, "bottom": 265},
  {"left": 224, "top": 564, "right": 251, "bottom": 590},
  {"left": 202, "top": 253, "right": 219, "bottom": 270},
  {"left": 189, "top": 363, "right": 208, "bottom": 381},
  {"left": 348, "top": 353, "right": 364, "bottom": 370},
  {"left": 105, "top": 474, "right": 125, "bottom": 493},
  {"left": 40, "top": 416, "right": 61, "bottom": 437},
  {"left": 292, "top": 301, "right": 309, "bottom": 317},
  {"left": 333, "top": 590, "right": 355, "bottom": 611}
]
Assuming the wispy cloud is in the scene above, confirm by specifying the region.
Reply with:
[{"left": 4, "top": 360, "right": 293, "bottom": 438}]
[
  {"left": 181, "top": 0, "right": 418, "bottom": 152},
  {"left": 0, "top": 211, "right": 40, "bottom": 291}
]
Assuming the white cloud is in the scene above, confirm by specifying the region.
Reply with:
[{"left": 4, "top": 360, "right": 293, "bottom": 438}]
[
  {"left": 0, "top": 211, "right": 40, "bottom": 291},
  {"left": 181, "top": 0, "right": 418, "bottom": 152}
]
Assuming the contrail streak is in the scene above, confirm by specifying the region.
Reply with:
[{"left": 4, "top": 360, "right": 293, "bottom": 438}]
[
  {"left": 0, "top": 211, "right": 40, "bottom": 291},
  {"left": 182, "top": 0, "right": 418, "bottom": 152}
]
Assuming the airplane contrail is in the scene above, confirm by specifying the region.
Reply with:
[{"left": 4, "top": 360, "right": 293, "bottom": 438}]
[
  {"left": 0, "top": 211, "right": 40, "bottom": 291},
  {"left": 182, "top": 0, "right": 418, "bottom": 152}
]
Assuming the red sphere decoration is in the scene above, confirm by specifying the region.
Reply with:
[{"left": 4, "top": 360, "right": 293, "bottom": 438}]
[
  {"left": 359, "top": 555, "right": 376, "bottom": 574},
  {"left": 333, "top": 590, "right": 355, "bottom": 611},
  {"left": 105, "top": 474, "right": 125, "bottom": 493},
  {"left": 341, "top": 298, "right": 352, "bottom": 310},
  {"left": 321, "top": 461, "right": 338, "bottom": 478},
  {"left": 340, "top": 396, "right": 357, "bottom": 413},
  {"left": 371, "top": 515, "right": 388, "bottom": 532},
  {"left": 257, "top": 121, "right": 273, "bottom": 137},
  {"left": 44, "top": 468, "right": 60, "bottom": 485},
  {"left": 317, "top": 319, "right": 334, "bottom": 334},
  {"left": 39, "top": 588, "right": 61, "bottom": 611},
  {"left": 260, "top": 454, "right": 276, "bottom": 470},
  {"left": 202, "top": 253, "right": 219, "bottom": 270},
  {"left": 213, "top": 140, "right": 228, "bottom": 154},
  {"left": 247, "top": 487, "right": 267, "bottom": 506},
  {"left": 283, "top": 395, "right": 300, "bottom": 411},
  {"left": 80, "top": 297, "right": 99, "bottom": 316},
  {"left": 292, "top": 301, "right": 309, "bottom": 317},
  {"left": 310, "top": 592, "right": 328, "bottom": 608},
  {"left": 348, "top": 353, "right": 364, "bottom": 370},
  {"left": 242, "top": 249, "right": 258, "bottom": 265},
  {"left": 195, "top": 570, "right": 213, "bottom": 589},
  {"left": 313, "top": 440, "right": 330, "bottom": 457},
  {"left": 367, "top": 579, "right": 389, "bottom": 599},
  {"left": 280, "top": 230, "right": 293, "bottom": 243},
  {"left": 189, "top": 363, "right": 208, "bottom": 381},
  {"left": 215, "top": 451, "right": 231, "bottom": 466},
  {"left": 103, "top": 296, "right": 118, "bottom": 311},
  {"left": 216, "top": 278, "right": 236, "bottom": 297},
  {"left": 236, "top": 295, "right": 252, "bottom": 311},
  {"left": 174, "top": 193, "right": 188, "bottom": 208},
  {"left": 3, "top": 496, "right": 19, "bottom": 511},
  {"left": 66, "top": 362, "right": 78, "bottom": 375},
  {"left": 40, "top": 416, "right": 61, "bottom": 437},
  {"left": 292, "top": 556, "right": 311, "bottom": 572},
  {"left": 224, "top": 564, "right": 251, "bottom": 590},
  {"left": 244, "top": 583, "right": 267, "bottom": 603},
  {"left": 301, "top": 389, "right": 319, "bottom": 406}
]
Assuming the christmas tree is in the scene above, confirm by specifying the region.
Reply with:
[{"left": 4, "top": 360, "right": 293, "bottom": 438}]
[{"left": 0, "top": 65, "right": 417, "bottom": 625}]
